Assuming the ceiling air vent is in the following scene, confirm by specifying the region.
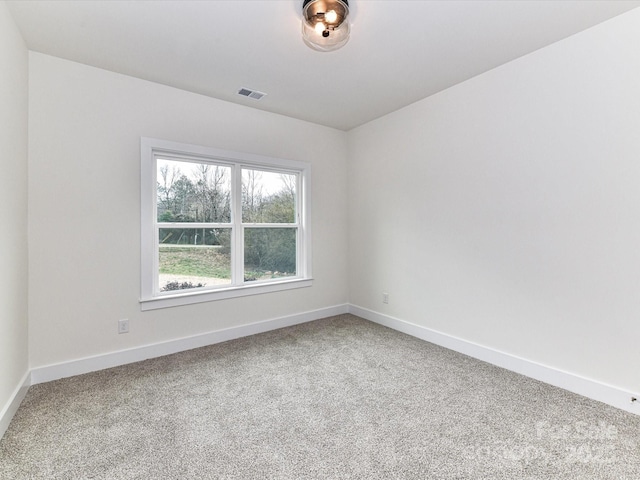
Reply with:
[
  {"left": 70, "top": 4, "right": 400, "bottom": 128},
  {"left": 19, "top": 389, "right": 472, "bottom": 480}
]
[{"left": 238, "top": 88, "right": 267, "bottom": 100}]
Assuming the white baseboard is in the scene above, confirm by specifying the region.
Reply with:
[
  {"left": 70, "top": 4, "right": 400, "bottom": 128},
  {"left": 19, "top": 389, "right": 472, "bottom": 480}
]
[
  {"left": 0, "top": 370, "right": 31, "bottom": 440},
  {"left": 349, "top": 304, "right": 640, "bottom": 416},
  {"left": 19, "top": 303, "right": 640, "bottom": 421},
  {"left": 31, "top": 304, "right": 349, "bottom": 385}
]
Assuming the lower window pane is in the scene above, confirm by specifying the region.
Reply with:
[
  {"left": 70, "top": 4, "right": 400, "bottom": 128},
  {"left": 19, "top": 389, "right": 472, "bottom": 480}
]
[
  {"left": 158, "top": 228, "right": 231, "bottom": 291},
  {"left": 244, "top": 228, "right": 297, "bottom": 282}
]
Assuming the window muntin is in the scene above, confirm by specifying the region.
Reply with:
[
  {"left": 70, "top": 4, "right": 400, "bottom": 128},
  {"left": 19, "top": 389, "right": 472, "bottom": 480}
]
[{"left": 141, "top": 138, "right": 311, "bottom": 310}]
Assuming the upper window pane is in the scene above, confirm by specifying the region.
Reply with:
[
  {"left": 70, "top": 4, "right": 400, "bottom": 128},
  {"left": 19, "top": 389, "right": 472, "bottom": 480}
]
[
  {"left": 157, "top": 159, "right": 231, "bottom": 223},
  {"left": 242, "top": 169, "right": 297, "bottom": 223}
]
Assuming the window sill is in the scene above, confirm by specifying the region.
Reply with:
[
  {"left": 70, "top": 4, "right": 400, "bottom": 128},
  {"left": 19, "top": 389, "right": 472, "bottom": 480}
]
[{"left": 140, "top": 278, "right": 313, "bottom": 311}]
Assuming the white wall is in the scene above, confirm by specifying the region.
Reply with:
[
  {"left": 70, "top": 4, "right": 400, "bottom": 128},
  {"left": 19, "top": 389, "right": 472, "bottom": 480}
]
[
  {"left": 28, "top": 53, "right": 348, "bottom": 369},
  {"left": 0, "top": 1, "right": 29, "bottom": 425},
  {"left": 348, "top": 9, "right": 640, "bottom": 392}
]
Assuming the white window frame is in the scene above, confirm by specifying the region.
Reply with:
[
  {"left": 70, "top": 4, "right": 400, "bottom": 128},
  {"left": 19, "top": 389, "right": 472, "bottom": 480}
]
[{"left": 140, "top": 138, "right": 312, "bottom": 311}]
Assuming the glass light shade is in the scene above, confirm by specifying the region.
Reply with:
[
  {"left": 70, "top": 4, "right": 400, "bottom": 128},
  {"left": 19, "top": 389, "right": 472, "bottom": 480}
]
[{"left": 302, "top": 0, "right": 350, "bottom": 52}]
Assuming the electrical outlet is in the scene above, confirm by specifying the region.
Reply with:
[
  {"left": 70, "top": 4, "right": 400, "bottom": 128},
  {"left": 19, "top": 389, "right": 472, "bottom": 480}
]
[
  {"left": 118, "top": 318, "right": 129, "bottom": 334},
  {"left": 382, "top": 292, "right": 389, "bottom": 304}
]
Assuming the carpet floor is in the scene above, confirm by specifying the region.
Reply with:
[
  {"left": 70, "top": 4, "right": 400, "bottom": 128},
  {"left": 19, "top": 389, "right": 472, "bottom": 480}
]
[{"left": 1, "top": 314, "right": 639, "bottom": 479}]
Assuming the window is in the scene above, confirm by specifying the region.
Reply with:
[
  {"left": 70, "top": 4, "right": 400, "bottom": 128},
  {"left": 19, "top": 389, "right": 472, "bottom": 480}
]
[{"left": 141, "top": 138, "right": 312, "bottom": 310}]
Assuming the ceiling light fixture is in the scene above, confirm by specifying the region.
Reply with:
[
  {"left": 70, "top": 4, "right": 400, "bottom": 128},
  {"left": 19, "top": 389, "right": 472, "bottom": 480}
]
[{"left": 302, "top": 0, "right": 350, "bottom": 52}]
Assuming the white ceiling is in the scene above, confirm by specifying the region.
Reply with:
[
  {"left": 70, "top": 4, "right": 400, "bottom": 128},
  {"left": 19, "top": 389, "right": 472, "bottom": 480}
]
[{"left": 7, "top": 0, "right": 640, "bottom": 131}]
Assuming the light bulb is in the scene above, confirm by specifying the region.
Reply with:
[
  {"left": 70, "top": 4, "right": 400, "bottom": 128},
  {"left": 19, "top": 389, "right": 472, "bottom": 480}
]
[
  {"left": 314, "top": 21, "right": 326, "bottom": 35},
  {"left": 325, "top": 10, "right": 338, "bottom": 24}
]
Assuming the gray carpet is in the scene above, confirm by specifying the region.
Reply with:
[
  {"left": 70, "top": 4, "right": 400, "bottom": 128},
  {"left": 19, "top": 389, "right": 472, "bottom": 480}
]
[{"left": 1, "top": 314, "right": 639, "bottom": 479}]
